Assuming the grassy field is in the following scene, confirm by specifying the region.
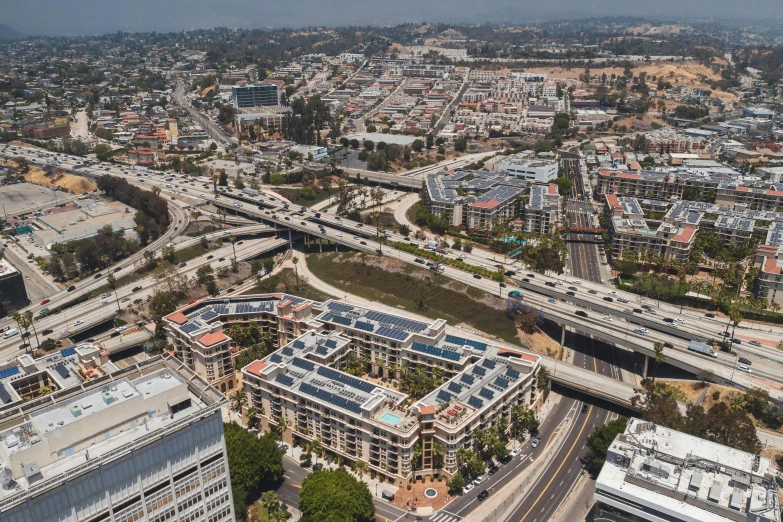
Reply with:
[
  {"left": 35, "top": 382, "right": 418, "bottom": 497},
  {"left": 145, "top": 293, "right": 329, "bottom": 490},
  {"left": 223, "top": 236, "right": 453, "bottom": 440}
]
[
  {"left": 306, "top": 253, "right": 522, "bottom": 345},
  {"left": 242, "top": 267, "right": 332, "bottom": 302},
  {"left": 274, "top": 187, "right": 336, "bottom": 207}
]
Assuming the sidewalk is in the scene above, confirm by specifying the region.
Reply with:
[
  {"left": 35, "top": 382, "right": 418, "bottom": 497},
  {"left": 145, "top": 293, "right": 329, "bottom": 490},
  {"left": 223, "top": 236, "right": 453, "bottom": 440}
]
[{"left": 282, "top": 443, "right": 399, "bottom": 502}]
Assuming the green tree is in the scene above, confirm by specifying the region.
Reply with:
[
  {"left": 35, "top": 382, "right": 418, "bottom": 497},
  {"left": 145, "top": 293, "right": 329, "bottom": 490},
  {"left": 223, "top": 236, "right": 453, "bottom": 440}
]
[
  {"left": 584, "top": 417, "right": 629, "bottom": 474},
  {"left": 148, "top": 291, "right": 178, "bottom": 339},
  {"left": 447, "top": 474, "right": 465, "bottom": 495},
  {"left": 207, "top": 280, "right": 220, "bottom": 296},
  {"left": 299, "top": 468, "right": 374, "bottom": 522},
  {"left": 196, "top": 264, "right": 214, "bottom": 285},
  {"left": 225, "top": 424, "right": 284, "bottom": 522},
  {"left": 106, "top": 273, "right": 122, "bottom": 312}
]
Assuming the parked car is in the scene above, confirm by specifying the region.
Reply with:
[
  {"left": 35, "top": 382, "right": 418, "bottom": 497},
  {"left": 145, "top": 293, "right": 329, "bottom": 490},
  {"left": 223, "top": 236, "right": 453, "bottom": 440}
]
[{"left": 463, "top": 483, "right": 475, "bottom": 494}]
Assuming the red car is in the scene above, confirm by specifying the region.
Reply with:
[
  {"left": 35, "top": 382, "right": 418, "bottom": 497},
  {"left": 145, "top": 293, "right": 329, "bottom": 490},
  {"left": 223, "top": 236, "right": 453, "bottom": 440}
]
[{"left": 40, "top": 299, "right": 50, "bottom": 306}]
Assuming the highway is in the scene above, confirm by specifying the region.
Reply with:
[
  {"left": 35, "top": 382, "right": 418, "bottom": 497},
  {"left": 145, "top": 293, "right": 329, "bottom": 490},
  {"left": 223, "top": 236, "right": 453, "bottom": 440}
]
[
  {"left": 172, "top": 81, "right": 237, "bottom": 148},
  {"left": 0, "top": 236, "right": 286, "bottom": 357},
  {"left": 5, "top": 145, "right": 783, "bottom": 392}
]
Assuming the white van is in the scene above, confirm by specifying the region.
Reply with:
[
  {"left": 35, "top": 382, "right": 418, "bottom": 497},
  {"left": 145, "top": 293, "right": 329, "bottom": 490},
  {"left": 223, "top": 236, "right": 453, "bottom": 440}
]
[{"left": 3, "top": 328, "right": 19, "bottom": 339}]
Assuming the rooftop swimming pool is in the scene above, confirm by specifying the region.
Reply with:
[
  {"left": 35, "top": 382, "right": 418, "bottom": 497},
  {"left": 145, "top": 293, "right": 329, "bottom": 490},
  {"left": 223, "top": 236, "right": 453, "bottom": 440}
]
[{"left": 380, "top": 412, "right": 400, "bottom": 425}]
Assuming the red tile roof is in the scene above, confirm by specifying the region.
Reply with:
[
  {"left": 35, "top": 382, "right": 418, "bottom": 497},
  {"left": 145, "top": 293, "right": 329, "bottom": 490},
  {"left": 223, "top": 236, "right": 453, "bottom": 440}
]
[
  {"left": 419, "top": 405, "right": 436, "bottom": 415},
  {"left": 245, "top": 361, "right": 268, "bottom": 377},
  {"left": 472, "top": 200, "right": 500, "bottom": 209},
  {"left": 199, "top": 331, "right": 228, "bottom": 347},
  {"left": 498, "top": 348, "right": 538, "bottom": 362},
  {"left": 673, "top": 224, "right": 697, "bottom": 243},
  {"left": 764, "top": 257, "right": 782, "bottom": 275},
  {"left": 166, "top": 311, "right": 188, "bottom": 325}
]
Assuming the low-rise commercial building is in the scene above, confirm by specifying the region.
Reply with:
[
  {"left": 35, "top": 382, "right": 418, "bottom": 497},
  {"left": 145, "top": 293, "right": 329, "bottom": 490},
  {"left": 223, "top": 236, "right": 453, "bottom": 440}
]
[
  {"left": 595, "top": 417, "right": 779, "bottom": 522},
  {"left": 496, "top": 156, "right": 558, "bottom": 183}
]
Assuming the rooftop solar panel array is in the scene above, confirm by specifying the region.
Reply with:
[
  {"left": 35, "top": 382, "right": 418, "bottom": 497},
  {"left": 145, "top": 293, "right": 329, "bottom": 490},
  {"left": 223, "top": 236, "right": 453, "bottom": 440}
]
[
  {"left": 281, "top": 347, "right": 295, "bottom": 356},
  {"left": 315, "top": 346, "right": 329, "bottom": 356},
  {"left": 291, "top": 358, "right": 315, "bottom": 372},
  {"left": 53, "top": 362, "right": 70, "bottom": 380},
  {"left": 201, "top": 310, "right": 218, "bottom": 321},
  {"left": 505, "top": 368, "right": 520, "bottom": 380},
  {"left": 0, "top": 366, "right": 20, "bottom": 380},
  {"left": 292, "top": 340, "right": 306, "bottom": 349},
  {"left": 447, "top": 382, "right": 463, "bottom": 394},
  {"left": 354, "top": 321, "right": 374, "bottom": 332},
  {"left": 0, "top": 383, "right": 10, "bottom": 404},
  {"left": 317, "top": 366, "right": 376, "bottom": 393},
  {"left": 375, "top": 327, "right": 409, "bottom": 341},
  {"left": 493, "top": 377, "right": 509, "bottom": 389},
  {"left": 472, "top": 366, "right": 486, "bottom": 377},
  {"left": 275, "top": 374, "right": 295, "bottom": 387},
  {"left": 331, "top": 315, "right": 352, "bottom": 326},
  {"left": 467, "top": 396, "right": 484, "bottom": 409},
  {"left": 479, "top": 387, "right": 495, "bottom": 400},
  {"left": 436, "top": 390, "right": 452, "bottom": 403},
  {"left": 481, "top": 359, "right": 496, "bottom": 370},
  {"left": 180, "top": 323, "right": 200, "bottom": 334},
  {"left": 460, "top": 374, "right": 474, "bottom": 386},
  {"left": 299, "top": 382, "right": 363, "bottom": 414},
  {"left": 269, "top": 353, "right": 283, "bottom": 364},
  {"left": 327, "top": 302, "right": 354, "bottom": 313},
  {"left": 365, "top": 311, "right": 428, "bottom": 332},
  {"left": 411, "top": 342, "right": 461, "bottom": 361},
  {"left": 445, "top": 335, "right": 487, "bottom": 351},
  {"left": 324, "top": 340, "right": 338, "bottom": 349}
]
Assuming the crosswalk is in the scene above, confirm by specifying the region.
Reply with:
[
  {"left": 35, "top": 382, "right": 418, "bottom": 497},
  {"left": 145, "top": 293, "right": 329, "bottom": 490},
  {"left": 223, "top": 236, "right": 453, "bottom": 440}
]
[{"left": 429, "top": 512, "right": 461, "bottom": 522}]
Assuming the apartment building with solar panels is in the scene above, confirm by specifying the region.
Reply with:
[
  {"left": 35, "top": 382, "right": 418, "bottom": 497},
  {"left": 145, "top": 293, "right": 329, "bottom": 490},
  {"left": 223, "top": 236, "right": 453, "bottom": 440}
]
[
  {"left": 0, "top": 352, "right": 233, "bottom": 522},
  {"left": 163, "top": 294, "right": 542, "bottom": 485}
]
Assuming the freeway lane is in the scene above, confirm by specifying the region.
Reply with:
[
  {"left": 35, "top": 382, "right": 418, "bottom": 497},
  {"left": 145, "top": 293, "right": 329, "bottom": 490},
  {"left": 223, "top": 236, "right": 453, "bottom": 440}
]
[{"left": 503, "top": 337, "right": 621, "bottom": 522}]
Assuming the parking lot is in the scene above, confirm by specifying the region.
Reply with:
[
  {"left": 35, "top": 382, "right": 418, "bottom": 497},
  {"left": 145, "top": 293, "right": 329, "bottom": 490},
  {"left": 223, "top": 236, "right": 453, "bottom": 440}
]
[{"left": 0, "top": 183, "right": 63, "bottom": 216}]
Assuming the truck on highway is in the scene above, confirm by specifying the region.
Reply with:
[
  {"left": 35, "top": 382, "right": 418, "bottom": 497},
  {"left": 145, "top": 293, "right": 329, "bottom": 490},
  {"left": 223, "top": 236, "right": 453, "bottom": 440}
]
[
  {"left": 688, "top": 340, "right": 717, "bottom": 358},
  {"left": 132, "top": 165, "right": 149, "bottom": 172},
  {"left": 2, "top": 328, "right": 19, "bottom": 339},
  {"left": 243, "top": 188, "right": 260, "bottom": 197}
]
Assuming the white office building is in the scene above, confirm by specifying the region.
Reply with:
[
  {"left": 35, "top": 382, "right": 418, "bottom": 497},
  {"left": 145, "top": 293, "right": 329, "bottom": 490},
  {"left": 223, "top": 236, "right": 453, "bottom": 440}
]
[
  {"left": 496, "top": 156, "right": 558, "bottom": 183},
  {"left": 595, "top": 417, "right": 780, "bottom": 522},
  {"left": 0, "top": 353, "right": 233, "bottom": 522}
]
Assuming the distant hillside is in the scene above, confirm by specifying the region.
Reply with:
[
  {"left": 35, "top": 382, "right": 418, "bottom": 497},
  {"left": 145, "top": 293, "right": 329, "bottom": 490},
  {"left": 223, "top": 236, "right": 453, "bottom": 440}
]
[{"left": 0, "top": 24, "right": 23, "bottom": 40}]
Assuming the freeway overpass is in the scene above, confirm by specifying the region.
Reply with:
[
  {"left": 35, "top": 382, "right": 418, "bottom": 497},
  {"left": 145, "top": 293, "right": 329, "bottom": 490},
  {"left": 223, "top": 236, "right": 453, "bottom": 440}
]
[{"left": 7, "top": 145, "right": 783, "bottom": 397}]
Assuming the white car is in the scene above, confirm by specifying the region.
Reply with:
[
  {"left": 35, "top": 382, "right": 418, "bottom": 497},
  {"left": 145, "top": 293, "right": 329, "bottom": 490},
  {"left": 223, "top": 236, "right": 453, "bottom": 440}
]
[
  {"left": 463, "top": 483, "right": 475, "bottom": 494},
  {"left": 60, "top": 330, "right": 70, "bottom": 337},
  {"left": 555, "top": 280, "right": 564, "bottom": 285},
  {"left": 73, "top": 320, "right": 83, "bottom": 326},
  {"left": 101, "top": 292, "right": 111, "bottom": 299},
  {"left": 737, "top": 364, "right": 751, "bottom": 374},
  {"left": 602, "top": 315, "right": 613, "bottom": 321},
  {"left": 609, "top": 291, "right": 617, "bottom": 295},
  {"left": 336, "top": 233, "right": 343, "bottom": 238},
  {"left": 676, "top": 318, "right": 686, "bottom": 323},
  {"left": 510, "top": 447, "right": 522, "bottom": 457},
  {"left": 572, "top": 280, "right": 582, "bottom": 285},
  {"left": 115, "top": 326, "right": 127, "bottom": 333}
]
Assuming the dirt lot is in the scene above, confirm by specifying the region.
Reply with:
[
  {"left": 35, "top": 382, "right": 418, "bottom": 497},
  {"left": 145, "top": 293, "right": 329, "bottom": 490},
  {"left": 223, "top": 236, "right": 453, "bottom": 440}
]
[
  {"left": 659, "top": 380, "right": 740, "bottom": 406},
  {"left": 525, "top": 61, "right": 737, "bottom": 101},
  {"left": 25, "top": 167, "right": 96, "bottom": 193},
  {"left": 520, "top": 330, "right": 563, "bottom": 360}
]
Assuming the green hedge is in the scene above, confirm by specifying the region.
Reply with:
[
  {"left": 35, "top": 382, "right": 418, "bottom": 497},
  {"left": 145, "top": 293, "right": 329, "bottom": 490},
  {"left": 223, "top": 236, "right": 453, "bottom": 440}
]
[{"left": 394, "top": 242, "right": 504, "bottom": 280}]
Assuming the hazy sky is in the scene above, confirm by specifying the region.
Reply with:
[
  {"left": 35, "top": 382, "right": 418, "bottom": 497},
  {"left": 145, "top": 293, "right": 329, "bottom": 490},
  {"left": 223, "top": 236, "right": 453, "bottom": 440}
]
[{"left": 1, "top": 0, "right": 782, "bottom": 35}]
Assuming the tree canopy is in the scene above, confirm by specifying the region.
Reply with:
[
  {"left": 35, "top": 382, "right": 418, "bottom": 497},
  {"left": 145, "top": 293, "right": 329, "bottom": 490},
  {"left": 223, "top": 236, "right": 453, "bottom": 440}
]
[
  {"left": 298, "top": 468, "right": 374, "bottom": 522},
  {"left": 584, "top": 417, "right": 628, "bottom": 474}
]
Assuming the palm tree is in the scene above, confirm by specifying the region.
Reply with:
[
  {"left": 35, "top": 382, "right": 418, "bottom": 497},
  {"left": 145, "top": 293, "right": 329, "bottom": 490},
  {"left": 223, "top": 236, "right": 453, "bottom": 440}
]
[
  {"left": 13, "top": 310, "right": 39, "bottom": 354},
  {"left": 771, "top": 302, "right": 781, "bottom": 316},
  {"left": 292, "top": 256, "right": 300, "bottom": 289},
  {"left": 456, "top": 447, "right": 471, "bottom": 475},
  {"left": 412, "top": 442, "right": 422, "bottom": 471},
  {"left": 432, "top": 442, "right": 445, "bottom": 470},
  {"left": 352, "top": 459, "right": 368, "bottom": 477},
  {"left": 473, "top": 428, "right": 487, "bottom": 457},
  {"left": 228, "top": 236, "right": 237, "bottom": 259},
  {"left": 309, "top": 438, "right": 322, "bottom": 466},
  {"left": 217, "top": 208, "right": 228, "bottom": 228},
  {"left": 245, "top": 406, "right": 258, "bottom": 429},
  {"left": 652, "top": 342, "right": 665, "bottom": 384},
  {"left": 151, "top": 186, "right": 161, "bottom": 196},
  {"left": 106, "top": 273, "right": 122, "bottom": 312},
  {"left": 230, "top": 388, "right": 247, "bottom": 413},
  {"left": 190, "top": 210, "right": 202, "bottom": 235}
]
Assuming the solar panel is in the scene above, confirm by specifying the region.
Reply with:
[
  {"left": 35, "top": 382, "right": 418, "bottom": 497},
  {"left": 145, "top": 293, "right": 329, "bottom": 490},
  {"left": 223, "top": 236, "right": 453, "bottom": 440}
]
[
  {"left": 472, "top": 366, "right": 486, "bottom": 377},
  {"left": 376, "top": 327, "right": 408, "bottom": 341},
  {"left": 482, "top": 359, "right": 496, "bottom": 370},
  {"left": 315, "top": 346, "right": 329, "bottom": 356},
  {"left": 60, "top": 347, "right": 76, "bottom": 358},
  {"left": 505, "top": 368, "right": 520, "bottom": 380},
  {"left": 460, "top": 374, "right": 474, "bottom": 385},
  {"left": 180, "top": 323, "right": 199, "bottom": 334},
  {"left": 201, "top": 311, "right": 218, "bottom": 321},
  {"left": 292, "top": 340, "right": 305, "bottom": 349},
  {"left": 291, "top": 358, "right": 315, "bottom": 371},
  {"left": 269, "top": 354, "right": 283, "bottom": 364},
  {"left": 447, "top": 382, "right": 463, "bottom": 394},
  {"left": 53, "top": 363, "right": 70, "bottom": 379},
  {"left": 478, "top": 387, "right": 494, "bottom": 400},
  {"left": 332, "top": 316, "right": 352, "bottom": 326},
  {"left": 445, "top": 335, "right": 487, "bottom": 351},
  {"left": 354, "top": 321, "right": 374, "bottom": 332},
  {"left": 324, "top": 340, "right": 337, "bottom": 348},
  {"left": 0, "top": 366, "right": 20, "bottom": 380},
  {"left": 282, "top": 347, "right": 294, "bottom": 356},
  {"left": 275, "top": 374, "right": 295, "bottom": 387},
  {"left": 467, "top": 396, "right": 484, "bottom": 409},
  {"left": 0, "top": 384, "right": 10, "bottom": 404},
  {"left": 493, "top": 377, "right": 509, "bottom": 389},
  {"left": 327, "top": 302, "right": 353, "bottom": 313},
  {"left": 437, "top": 390, "right": 452, "bottom": 403}
]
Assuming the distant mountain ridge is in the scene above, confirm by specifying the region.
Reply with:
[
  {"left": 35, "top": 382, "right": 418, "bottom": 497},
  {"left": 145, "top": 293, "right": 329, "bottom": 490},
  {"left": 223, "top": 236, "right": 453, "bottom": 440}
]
[{"left": 0, "top": 24, "right": 23, "bottom": 40}]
